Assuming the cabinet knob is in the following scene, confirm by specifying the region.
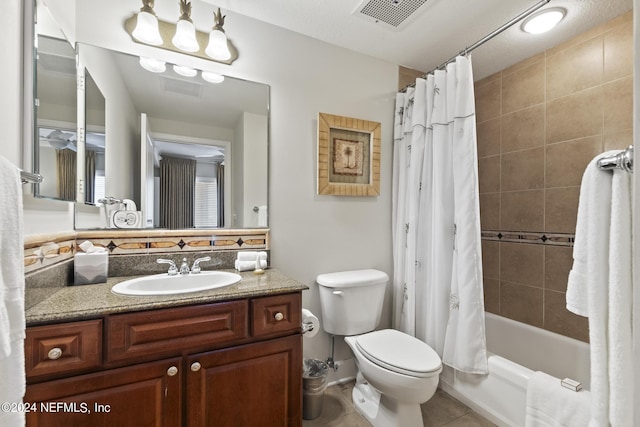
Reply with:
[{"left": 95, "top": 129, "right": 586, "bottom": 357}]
[
  {"left": 191, "top": 362, "right": 201, "bottom": 372},
  {"left": 167, "top": 366, "right": 178, "bottom": 376},
  {"left": 47, "top": 347, "right": 63, "bottom": 360},
  {"left": 274, "top": 312, "right": 284, "bottom": 321}
]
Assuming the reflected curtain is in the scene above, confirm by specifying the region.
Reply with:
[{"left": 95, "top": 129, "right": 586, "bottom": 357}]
[
  {"left": 85, "top": 150, "right": 96, "bottom": 204},
  {"left": 159, "top": 156, "right": 196, "bottom": 229},
  {"left": 56, "top": 149, "right": 76, "bottom": 201},
  {"left": 392, "top": 56, "right": 487, "bottom": 374},
  {"left": 217, "top": 164, "right": 225, "bottom": 227}
]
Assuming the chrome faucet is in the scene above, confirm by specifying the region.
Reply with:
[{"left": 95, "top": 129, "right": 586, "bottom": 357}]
[
  {"left": 157, "top": 259, "right": 178, "bottom": 276},
  {"left": 191, "top": 256, "right": 212, "bottom": 274},
  {"left": 179, "top": 258, "right": 190, "bottom": 275}
]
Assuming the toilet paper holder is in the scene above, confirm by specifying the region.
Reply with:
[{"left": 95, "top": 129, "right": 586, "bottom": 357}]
[{"left": 301, "top": 321, "right": 315, "bottom": 334}]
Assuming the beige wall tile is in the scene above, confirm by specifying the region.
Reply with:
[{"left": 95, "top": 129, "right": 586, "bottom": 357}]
[
  {"left": 546, "top": 36, "right": 603, "bottom": 100},
  {"left": 501, "top": 147, "right": 544, "bottom": 191},
  {"left": 477, "top": 118, "right": 501, "bottom": 157},
  {"left": 483, "top": 278, "right": 500, "bottom": 314},
  {"left": 482, "top": 240, "right": 500, "bottom": 279},
  {"left": 500, "top": 242, "right": 543, "bottom": 287},
  {"left": 398, "top": 66, "right": 425, "bottom": 91},
  {"left": 502, "top": 52, "right": 546, "bottom": 76},
  {"left": 479, "top": 155, "right": 500, "bottom": 194},
  {"left": 545, "top": 187, "right": 580, "bottom": 233},
  {"left": 544, "top": 246, "right": 573, "bottom": 292},
  {"left": 546, "top": 86, "right": 603, "bottom": 144},
  {"left": 547, "top": 27, "right": 603, "bottom": 58},
  {"left": 545, "top": 136, "right": 603, "bottom": 188},
  {"left": 501, "top": 104, "right": 545, "bottom": 153},
  {"left": 480, "top": 193, "right": 500, "bottom": 230},
  {"left": 544, "top": 290, "right": 589, "bottom": 342},
  {"left": 502, "top": 61, "right": 545, "bottom": 115},
  {"left": 604, "top": 19, "right": 633, "bottom": 81},
  {"left": 500, "top": 282, "right": 543, "bottom": 327},
  {"left": 501, "top": 190, "right": 544, "bottom": 231},
  {"left": 604, "top": 129, "right": 633, "bottom": 151},
  {"left": 603, "top": 76, "right": 633, "bottom": 133},
  {"left": 475, "top": 71, "right": 501, "bottom": 88},
  {"left": 475, "top": 78, "right": 502, "bottom": 122}
]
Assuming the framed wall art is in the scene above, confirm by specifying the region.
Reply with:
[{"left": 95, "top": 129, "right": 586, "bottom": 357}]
[{"left": 317, "top": 112, "right": 381, "bottom": 196}]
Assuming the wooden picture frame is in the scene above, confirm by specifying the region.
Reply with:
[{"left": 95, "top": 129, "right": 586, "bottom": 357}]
[{"left": 317, "top": 112, "right": 381, "bottom": 196}]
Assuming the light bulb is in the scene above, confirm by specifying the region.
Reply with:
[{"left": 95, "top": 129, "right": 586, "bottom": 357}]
[
  {"left": 205, "top": 29, "right": 231, "bottom": 61},
  {"left": 172, "top": 19, "right": 199, "bottom": 52},
  {"left": 201, "top": 71, "right": 224, "bottom": 83},
  {"left": 132, "top": 11, "right": 163, "bottom": 45},
  {"left": 139, "top": 57, "right": 166, "bottom": 73},
  {"left": 173, "top": 64, "right": 198, "bottom": 77}
]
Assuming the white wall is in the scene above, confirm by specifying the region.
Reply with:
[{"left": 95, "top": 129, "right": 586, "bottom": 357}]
[{"left": 9, "top": 0, "right": 398, "bottom": 381}]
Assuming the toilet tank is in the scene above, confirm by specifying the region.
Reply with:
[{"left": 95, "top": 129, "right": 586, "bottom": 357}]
[{"left": 317, "top": 269, "right": 388, "bottom": 336}]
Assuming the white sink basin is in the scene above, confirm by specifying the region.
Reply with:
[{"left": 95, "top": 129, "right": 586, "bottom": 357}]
[{"left": 111, "top": 271, "right": 242, "bottom": 296}]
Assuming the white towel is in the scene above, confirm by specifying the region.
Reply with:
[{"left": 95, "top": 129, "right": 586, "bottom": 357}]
[
  {"left": 0, "top": 156, "right": 26, "bottom": 427},
  {"left": 236, "top": 251, "right": 267, "bottom": 262},
  {"left": 235, "top": 259, "right": 267, "bottom": 272},
  {"left": 525, "top": 371, "right": 591, "bottom": 427},
  {"left": 607, "top": 168, "right": 633, "bottom": 427},
  {"left": 565, "top": 151, "right": 634, "bottom": 427}
]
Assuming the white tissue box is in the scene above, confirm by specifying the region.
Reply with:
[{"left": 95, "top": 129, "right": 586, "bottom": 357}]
[{"left": 74, "top": 252, "right": 108, "bottom": 285}]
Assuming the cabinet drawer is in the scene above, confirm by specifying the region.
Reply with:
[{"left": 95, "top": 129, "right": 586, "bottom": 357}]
[
  {"left": 25, "top": 319, "right": 102, "bottom": 381},
  {"left": 252, "top": 293, "right": 301, "bottom": 338},
  {"left": 107, "top": 300, "right": 248, "bottom": 364}
]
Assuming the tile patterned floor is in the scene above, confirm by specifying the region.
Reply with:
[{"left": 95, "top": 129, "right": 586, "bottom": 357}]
[{"left": 302, "top": 382, "right": 497, "bottom": 427}]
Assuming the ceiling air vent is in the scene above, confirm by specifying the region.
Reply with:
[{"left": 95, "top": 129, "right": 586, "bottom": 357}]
[
  {"left": 353, "top": 0, "right": 431, "bottom": 31},
  {"left": 162, "top": 77, "right": 204, "bottom": 98}
]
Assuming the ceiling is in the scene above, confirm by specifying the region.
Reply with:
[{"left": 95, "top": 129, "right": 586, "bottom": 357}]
[{"left": 202, "top": 0, "right": 633, "bottom": 80}]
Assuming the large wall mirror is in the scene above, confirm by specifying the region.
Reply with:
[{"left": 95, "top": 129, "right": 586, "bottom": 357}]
[
  {"left": 74, "top": 44, "right": 269, "bottom": 230},
  {"left": 33, "top": 1, "right": 77, "bottom": 201}
]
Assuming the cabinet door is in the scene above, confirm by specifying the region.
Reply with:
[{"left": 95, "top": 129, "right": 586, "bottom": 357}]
[
  {"left": 187, "top": 335, "right": 302, "bottom": 427},
  {"left": 25, "top": 358, "right": 182, "bottom": 427}
]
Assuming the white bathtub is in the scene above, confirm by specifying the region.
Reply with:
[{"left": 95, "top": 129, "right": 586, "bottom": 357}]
[{"left": 439, "top": 313, "right": 590, "bottom": 427}]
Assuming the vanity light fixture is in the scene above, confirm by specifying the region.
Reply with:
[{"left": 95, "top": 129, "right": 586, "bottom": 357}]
[
  {"left": 205, "top": 8, "right": 232, "bottom": 61},
  {"left": 522, "top": 7, "right": 566, "bottom": 34},
  {"left": 173, "top": 64, "right": 198, "bottom": 77},
  {"left": 172, "top": 0, "right": 199, "bottom": 52},
  {"left": 201, "top": 71, "right": 225, "bottom": 83},
  {"left": 139, "top": 57, "right": 167, "bottom": 73},
  {"left": 132, "top": 0, "right": 163, "bottom": 45},
  {"left": 125, "top": 3, "right": 238, "bottom": 65}
]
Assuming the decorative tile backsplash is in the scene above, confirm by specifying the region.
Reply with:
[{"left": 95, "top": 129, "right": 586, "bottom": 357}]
[{"left": 24, "top": 229, "right": 269, "bottom": 275}]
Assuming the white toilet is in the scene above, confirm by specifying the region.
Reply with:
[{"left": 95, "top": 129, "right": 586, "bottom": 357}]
[{"left": 317, "top": 269, "right": 442, "bottom": 427}]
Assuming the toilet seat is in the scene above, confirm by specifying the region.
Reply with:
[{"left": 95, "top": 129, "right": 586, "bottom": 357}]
[{"left": 355, "top": 329, "right": 442, "bottom": 378}]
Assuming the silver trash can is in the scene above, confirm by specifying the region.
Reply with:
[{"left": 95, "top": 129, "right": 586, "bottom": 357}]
[{"left": 302, "top": 359, "right": 329, "bottom": 420}]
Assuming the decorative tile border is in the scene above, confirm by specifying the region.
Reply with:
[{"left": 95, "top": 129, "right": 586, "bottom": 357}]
[
  {"left": 24, "top": 229, "right": 270, "bottom": 274},
  {"left": 481, "top": 230, "right": 575, "bottom": 247}
]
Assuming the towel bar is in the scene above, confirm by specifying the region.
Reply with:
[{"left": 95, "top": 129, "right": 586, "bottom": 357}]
[
  {"left": 20, "top": 170, "right": 44, "bottom": 184},
  {"left": 597, "top": 146, "right": 633, "bottom": 173}
]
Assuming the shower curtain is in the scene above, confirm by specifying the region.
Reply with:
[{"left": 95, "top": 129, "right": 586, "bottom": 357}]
[{"left": 392, "top": 56, "right": 488, "bottom": 374}]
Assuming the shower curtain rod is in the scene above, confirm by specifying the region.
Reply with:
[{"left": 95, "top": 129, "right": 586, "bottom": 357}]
[{"left": 400, "top": 0, "right": 551, "bottom": 93}]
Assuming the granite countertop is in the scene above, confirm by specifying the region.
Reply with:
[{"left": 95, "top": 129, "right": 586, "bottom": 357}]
[{"left": 25, "top": 269, "right": 308, "bottom": 325}]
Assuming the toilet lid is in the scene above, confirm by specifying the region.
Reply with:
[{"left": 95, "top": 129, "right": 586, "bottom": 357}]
[{"left": 355, "top": 329, "right": 442, "bottom": 378}]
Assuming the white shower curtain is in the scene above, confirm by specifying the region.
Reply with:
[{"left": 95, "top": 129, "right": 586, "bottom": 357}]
[{"left": 392, "top": 56, "right": 488, "bottom": 374}]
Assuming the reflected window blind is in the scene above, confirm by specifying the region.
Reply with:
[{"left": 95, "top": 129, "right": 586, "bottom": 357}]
[{"left": 194, "top": 179, "right": 218, "bottom": 227}]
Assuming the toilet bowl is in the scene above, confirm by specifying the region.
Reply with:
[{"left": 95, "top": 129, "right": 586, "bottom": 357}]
[
  {"left": 345, "top": 329, "right": 442, "bottom": 427},
  {"left": 316, "top": 270, "right": 443, "bottom": 427}
]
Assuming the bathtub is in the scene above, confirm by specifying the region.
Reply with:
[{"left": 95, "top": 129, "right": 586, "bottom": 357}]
[{"left": 439, "top": 312, "right": 590, "bottom": 427}]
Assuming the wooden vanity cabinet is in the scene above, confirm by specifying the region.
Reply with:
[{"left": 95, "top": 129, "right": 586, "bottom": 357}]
[{"left": 24, "top": 292, "right": 303, "bottom": 427}]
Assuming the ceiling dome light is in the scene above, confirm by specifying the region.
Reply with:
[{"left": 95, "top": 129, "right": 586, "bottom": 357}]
[
  {"left": 522, "top": 8, "right": 566, "bottom": 34},
  {"left": 132, "top": 0, "right": 163, "bottom": 45},
  {"left": 201, "top": 71, "right": 225, "bottom": 83},
  {"left": 139, "top": 57, "right": 166, "bottom": 73},
  {"left": 173, "top": 64, "right": 198, "bottom": 77},
  {"left": 172, "top": 0, "right": 200, "bottom": 52}
]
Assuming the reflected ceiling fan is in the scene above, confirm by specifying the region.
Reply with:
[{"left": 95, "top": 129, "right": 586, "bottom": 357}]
[{"left": 41, "top": 129, "right": 77, "bottom": 151}]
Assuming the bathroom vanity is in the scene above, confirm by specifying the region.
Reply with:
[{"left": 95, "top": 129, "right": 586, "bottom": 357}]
[{"left": 23, "top": 269, "right": 306, "bottom": 426}]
